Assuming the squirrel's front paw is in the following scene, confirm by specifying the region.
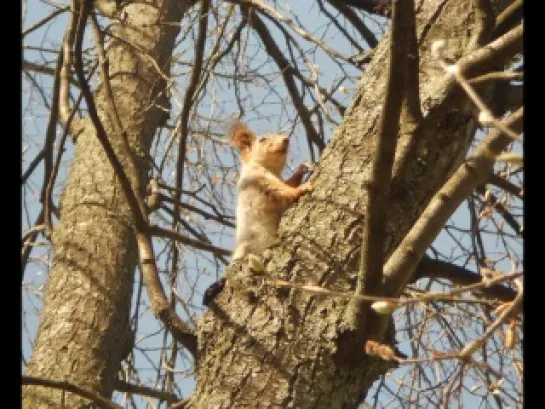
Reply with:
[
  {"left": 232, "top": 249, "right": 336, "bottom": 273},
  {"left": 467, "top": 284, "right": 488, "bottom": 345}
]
[
  {"left": 298, "top": 162, "right": 314, "bottom": 175},
  {"left": 299, "top": 182, "right": 313, "bottom": 194}
]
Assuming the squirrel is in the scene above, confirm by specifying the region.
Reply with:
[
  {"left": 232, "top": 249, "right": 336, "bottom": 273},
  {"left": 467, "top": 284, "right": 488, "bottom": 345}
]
[
  {"left": 203, "top": 121, "right": 313, "bottom": 305},
  {"left": 228, "top": 120, "right": 313, "bottom": 260}
]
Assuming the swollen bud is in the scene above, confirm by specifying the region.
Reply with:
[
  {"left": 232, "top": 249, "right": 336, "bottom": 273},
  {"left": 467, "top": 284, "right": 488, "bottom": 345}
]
[{"left": 371, "top": 301, "right": 399, "bottom": 315}]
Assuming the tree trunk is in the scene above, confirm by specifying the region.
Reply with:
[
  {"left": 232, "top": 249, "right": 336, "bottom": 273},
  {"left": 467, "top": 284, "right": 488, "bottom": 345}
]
[
  {"left": 191, "top": 1, "right": 507, "bottom": 408},
  {"left": 22, "top": 2, "right": 193, "bottom": 407}
]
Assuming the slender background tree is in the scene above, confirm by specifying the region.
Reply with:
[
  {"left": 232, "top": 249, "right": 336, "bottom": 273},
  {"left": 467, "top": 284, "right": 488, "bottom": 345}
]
[{"left": 22, "top": 0, "right": 523, "bottom": 408}]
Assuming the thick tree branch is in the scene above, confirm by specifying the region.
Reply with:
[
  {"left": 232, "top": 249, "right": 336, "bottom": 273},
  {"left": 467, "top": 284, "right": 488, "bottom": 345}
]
[
  {"left": 193, "top": 2, "right": 520, "bottom": 406},
  {"left": 400, "top": 0, "right": 422, "bottom": 132},
  {"left": 383, "top": 107, "right": 523, "bottom": 299},
  {"left": 347, "top": 0, "right": 414, "bottom": 333},
  {"left": 73, "top": 3, "right": 147, "bottom": 232},
  {"left": 455, "top": 24, "right": 522, "bottom": 78},
  {"left": 73, "top": 2, "right": 197, "bottom": 357}
]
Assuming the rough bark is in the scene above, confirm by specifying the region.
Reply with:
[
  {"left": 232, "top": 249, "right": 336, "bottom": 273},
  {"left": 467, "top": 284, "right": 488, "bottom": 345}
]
[
  {"left": 22, "top": 1, "right": 194, "bottom": 407},
  {"left": 191, "top": 1, "right": 509, "bottom": 408}
]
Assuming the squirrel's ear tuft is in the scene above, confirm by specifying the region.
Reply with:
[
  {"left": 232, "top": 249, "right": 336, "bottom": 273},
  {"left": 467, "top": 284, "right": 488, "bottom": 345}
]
[{"left": 227, "top": 120, "right": 255, "bottom": 152}]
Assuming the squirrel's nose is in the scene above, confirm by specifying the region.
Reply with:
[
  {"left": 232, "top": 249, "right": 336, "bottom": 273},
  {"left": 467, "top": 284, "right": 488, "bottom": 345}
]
[{"left": 281, "top": 137, "right": 289, "bottom": 147}]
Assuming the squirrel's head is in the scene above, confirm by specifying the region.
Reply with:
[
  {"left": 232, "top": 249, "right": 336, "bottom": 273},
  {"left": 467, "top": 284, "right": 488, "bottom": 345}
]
[{"left": 228, "top": 121, "right": 288, "bottom": 175}]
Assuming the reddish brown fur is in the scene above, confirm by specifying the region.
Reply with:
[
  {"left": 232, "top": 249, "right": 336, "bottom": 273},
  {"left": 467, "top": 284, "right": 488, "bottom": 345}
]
[{"left": 228, "top": 121, "right": 312, "bottom": 259}]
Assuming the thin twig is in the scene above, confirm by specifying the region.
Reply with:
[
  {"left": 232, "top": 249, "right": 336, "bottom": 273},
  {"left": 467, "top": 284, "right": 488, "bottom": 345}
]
[
  {"left": 253, "top": 269, "right": 520, "bottom": 307},
  {"left": 243, "top": 6, "right": 324, "bottom": 151},
  {"left": 22, "top": 375, "right": 124, "bottom": 409},
  {"left": 487, "top": 172, "right": 523, "bottom": 199},
  {"left": 22, "top": 6, "right": 70, "bottom": 38},
  {"left": 149, "top": 225, "right": 231, "bottom": 257},
  {"left": 327, "top": 0, "right": 378, "bottom": 48},
  {"left": 413, "top": 257, "right": 517, "bottom": 302},
  {"left": 40, "top": 42, "right": 64, "bottom": 233},
  {"left": 459, "top": 283, "right": 522, "bottom": 359},
  {"left": 113, "top": 379, "right": 178, "bottom": 403},
  {"left": 468, "top": 71, "right": 523, "bottom": 84}
]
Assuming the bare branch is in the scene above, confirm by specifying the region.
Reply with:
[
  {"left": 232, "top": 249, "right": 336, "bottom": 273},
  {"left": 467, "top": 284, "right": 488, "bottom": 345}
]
[
  {"left": 459, "top": 283, "right": 522, "bottom": 359},
  {"left": 469, "top": 71, "right": 523, "bottom": 84},
  {"left": 22, "top": 6, "right": 69, "bottom": 38},
  {"left": 316, "top": 0, "right": 365, "bottom": 52},
  {"left": 22, "top": 149, "right": 45, "bottom": 184},
  {"left": 455, "top": 23, "right": 523, "bottom": 79},
  {"left": 241, "top": 0, "right": 355, "bottom": 63},
  {"left": 326, "top": 0, "right": 391, "bottom": 16},
  {"left": 347, "top": 0, "right": 415, "bottom": 334},
  {"left": 23, "top": 60, "right": 80, "bottom": 87},
  {"left": 242, "top": 6, "right": 324, "bottom": 150},
  {"left": 149, "top": 225, "right": 232, "bottom": 257},
  {"left": 21, "top": 210, "right": 45, "bottom": 279},
  {"left": 136, "top": 231, "right": 198, "bottom": 356},
  {"left": 175, "top": 0, "right": 210, "bottom": 195},
  {"left": 413, "top": 257, "right": 517, "bottom": 302},
  {"left": 159, "top": 193, "right": 235, "bottom": 228},
  {"left": 492, "top": 0, "right": 523, "bottom": 40},
  {"left": 476, "top": 186, "right": 522, "bottom": 235},
  {"left": 73, "top": 4, "right": 148, "bottom": 231},
  {"left": 400, "top": 0, "right": 422, "bottom": 132},
  {"left": 22, "top": 376, "right": 124, "bottom": 409},
  {"left": 327, "top": 0, "right": 378, "bottom": 48},
  {"left": 59, "top": 4, "right": 78, "bottom": 127},
  {"left": 114, "top": 379, "right": 179, "bottom": 403},
  {"left": 487, "top": 172, "right": 523, "bottom": 199},
  {"left": 40, "top": 43, "right": 63, "bottom": 233},
  {"left": 72, "top": 2, "right": 197, "bottom": 357},
  {"left": 383, "top": 107, "right": 523, "bottom": 298}
]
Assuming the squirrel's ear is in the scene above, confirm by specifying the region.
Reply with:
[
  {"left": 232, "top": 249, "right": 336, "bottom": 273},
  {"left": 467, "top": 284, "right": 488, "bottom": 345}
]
[{"left": 227, "top": 121, "right": 255, "bottom": 153}]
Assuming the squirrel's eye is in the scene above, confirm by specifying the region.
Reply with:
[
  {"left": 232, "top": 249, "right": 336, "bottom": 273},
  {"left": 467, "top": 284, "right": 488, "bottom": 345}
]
[{"left": 259, "top": 138, "right": 266, "bottom": 143}]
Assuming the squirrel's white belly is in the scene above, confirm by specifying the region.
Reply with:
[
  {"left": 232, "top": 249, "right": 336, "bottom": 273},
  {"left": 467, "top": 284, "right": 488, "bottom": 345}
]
[{"left": 233, "top": 190, "right": 282, "bottom": 259}]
